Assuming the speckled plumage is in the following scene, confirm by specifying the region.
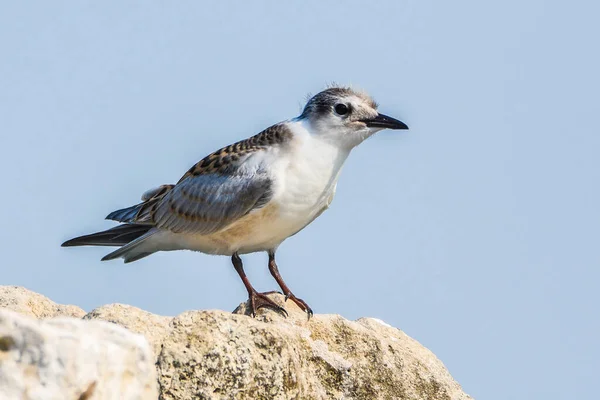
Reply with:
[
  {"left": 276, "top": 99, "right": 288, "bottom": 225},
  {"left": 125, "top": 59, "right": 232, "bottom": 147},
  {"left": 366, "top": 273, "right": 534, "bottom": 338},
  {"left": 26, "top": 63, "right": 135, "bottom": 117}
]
[{"left": 182, "top": 124, "right": 293, "bottom": 178}]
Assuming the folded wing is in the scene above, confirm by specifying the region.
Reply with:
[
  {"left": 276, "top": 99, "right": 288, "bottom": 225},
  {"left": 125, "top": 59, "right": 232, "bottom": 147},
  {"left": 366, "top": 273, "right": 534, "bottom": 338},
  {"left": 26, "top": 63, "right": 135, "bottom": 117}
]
[
  {"left": 153, "top": 170, "right": 272, "bottom": 234},
  {"left": 106, "top": 124, "right": 291, "bottom": 235},
  {"left": 107, "top": 159, "right": 273, "bottom": 235}
]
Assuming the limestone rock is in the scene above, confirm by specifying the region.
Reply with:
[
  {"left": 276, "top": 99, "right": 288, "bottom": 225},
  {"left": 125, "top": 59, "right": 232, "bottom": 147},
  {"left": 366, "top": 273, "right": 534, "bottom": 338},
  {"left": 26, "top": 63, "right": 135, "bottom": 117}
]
[
  {"left": 84, "top": 303, "right": 172, "bottom": 357},
  {"left": 0, "top": 309, "right": 158, "bottom": 400},
  {"left": 0, "top": 286, "right": 471, "bottom": 400},
  {"left": 0, "top": 285, "right": 85, "bottom": 318},
  {"left": 154, "top": 294, "right": 471, "bottom": 400}
]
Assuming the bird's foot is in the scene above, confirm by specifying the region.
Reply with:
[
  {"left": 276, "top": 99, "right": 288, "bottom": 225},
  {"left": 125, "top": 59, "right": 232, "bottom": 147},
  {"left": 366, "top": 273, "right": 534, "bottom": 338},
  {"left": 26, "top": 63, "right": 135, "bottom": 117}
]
[
  {"left": 259, "top": 290, "right": 283, "bottom": 296},
  {"left": 285, "top": 293, "right": 313, "bottom": 319},
  {"left": 248, "top": 290, "right": 288, "bottom": 318}
]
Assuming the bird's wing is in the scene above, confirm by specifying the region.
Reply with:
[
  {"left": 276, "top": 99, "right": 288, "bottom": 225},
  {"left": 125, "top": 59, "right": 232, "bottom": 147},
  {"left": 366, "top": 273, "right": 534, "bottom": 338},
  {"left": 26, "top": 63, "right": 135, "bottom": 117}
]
[
  {"left": 150, "top": 167, "right": 272, "bottom": 234},
  {"left": 106, "top": 124, "right": 291, "bottom": 235}
]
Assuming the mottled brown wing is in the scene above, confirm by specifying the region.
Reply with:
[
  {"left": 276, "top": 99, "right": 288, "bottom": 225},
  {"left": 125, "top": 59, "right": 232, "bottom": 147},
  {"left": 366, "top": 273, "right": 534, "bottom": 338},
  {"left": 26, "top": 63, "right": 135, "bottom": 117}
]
[
  {"left": 150, "top": 169, "right": 273, "bottom": 234},
  {"left": 112, "top": 124, "right": 291, "bottom": 234}
]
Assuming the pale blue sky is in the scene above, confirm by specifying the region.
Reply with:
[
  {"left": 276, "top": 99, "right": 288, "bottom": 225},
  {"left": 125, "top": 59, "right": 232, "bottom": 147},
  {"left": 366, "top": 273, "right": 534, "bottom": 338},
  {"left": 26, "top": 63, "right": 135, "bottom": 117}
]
[{"left": 1, "top": 2, "right": 598, "bottom": 399}]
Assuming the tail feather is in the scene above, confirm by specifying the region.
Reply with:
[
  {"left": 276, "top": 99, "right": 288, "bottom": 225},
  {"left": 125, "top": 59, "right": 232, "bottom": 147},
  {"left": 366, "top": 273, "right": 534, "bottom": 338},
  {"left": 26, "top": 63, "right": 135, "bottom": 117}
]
[
  {"left": 106, "top": 204, "right": 144, "bottom": 223},
  {"left": 106, "top": 184, "right": 174, "bottom": 224},
  {"left": 61, "top": 224, "right": 152, "bottom": 247},
  {"left": 121, "top": 252, "right": 153, "bottom": 263},
  {"left": 100, "top": 229, "right": 158, "bottom": 263}
]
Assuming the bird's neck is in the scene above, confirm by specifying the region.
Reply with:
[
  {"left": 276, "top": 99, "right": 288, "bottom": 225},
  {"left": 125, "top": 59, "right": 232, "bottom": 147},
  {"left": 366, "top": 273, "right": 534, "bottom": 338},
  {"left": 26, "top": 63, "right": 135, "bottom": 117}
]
[{"left": 280, "top": 119, "right": 351, "bottom": 200}]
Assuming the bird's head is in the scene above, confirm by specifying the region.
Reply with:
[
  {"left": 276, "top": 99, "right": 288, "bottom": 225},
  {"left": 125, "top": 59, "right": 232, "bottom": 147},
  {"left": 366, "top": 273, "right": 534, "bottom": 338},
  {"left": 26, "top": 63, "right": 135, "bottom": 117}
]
[{"left": 298, "top": 86, "right": 408, "bottom": 148}]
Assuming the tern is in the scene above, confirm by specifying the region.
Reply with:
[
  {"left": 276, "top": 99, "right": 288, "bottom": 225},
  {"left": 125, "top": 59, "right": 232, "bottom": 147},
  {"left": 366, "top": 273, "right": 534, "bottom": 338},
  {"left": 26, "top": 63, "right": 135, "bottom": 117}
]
[{"left": 62, "top": 86, "right": 409, "bottom": 318}]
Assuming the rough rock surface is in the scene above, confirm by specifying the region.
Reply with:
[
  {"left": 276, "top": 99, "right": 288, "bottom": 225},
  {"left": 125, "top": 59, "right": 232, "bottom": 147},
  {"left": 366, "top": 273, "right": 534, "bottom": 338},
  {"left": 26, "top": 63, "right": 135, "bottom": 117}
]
[
  {"left": 84, "top": 303, "right": 172, "bottom": 358},
  {"left": 0, "top": 286, "right": 471, "bottom": 400},
  {"left": 0, "top": 285, "right": 85, "bottom": 319},
  {"left": 0, "top": 308, "right": 158, "bottom": 400}
]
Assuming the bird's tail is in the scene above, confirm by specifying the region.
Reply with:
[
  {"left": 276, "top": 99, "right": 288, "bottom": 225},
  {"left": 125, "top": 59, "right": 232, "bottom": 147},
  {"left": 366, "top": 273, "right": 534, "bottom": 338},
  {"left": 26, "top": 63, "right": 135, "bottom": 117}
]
[
  {"left": 62, "top": 224, "right": 158, "bottom": 263},
  {"left": 61, "top": 224, "right": 152, "bottom": 247}
]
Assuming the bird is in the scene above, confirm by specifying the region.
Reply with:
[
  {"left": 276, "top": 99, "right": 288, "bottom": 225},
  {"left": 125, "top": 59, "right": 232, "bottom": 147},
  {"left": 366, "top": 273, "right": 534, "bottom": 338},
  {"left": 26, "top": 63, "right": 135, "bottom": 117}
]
[{"left": 62, "top": 86, "right": 408, "bottom": 318}]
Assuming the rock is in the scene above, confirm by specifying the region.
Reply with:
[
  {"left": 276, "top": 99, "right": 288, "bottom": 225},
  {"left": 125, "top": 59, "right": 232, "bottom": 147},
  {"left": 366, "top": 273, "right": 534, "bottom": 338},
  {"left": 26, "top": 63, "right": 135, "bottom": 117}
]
[
  {"left": 0, "top": 285, "right": 85, "bottom": 318},
  {"left": 155, "top": 294, "right": 471, "bottom": 400},
  {"left": 0, "top": 286, "right": 471, "bottom": 399},
  {"left": 84, "top": 303, "right": 172, "bottom": 357},
  {"left": 0, "top": 309, "right": 158, "bottom": 400}
]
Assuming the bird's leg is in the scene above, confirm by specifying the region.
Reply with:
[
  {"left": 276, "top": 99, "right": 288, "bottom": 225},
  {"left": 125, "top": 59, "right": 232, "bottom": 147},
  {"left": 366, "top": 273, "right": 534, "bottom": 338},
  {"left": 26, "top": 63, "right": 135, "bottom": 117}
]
[
  {"left": 268, "top": 251, "right": 313, "bottom": 318},
  {"left": 231, "top": 253, "right": 288, "bottom": 318}
]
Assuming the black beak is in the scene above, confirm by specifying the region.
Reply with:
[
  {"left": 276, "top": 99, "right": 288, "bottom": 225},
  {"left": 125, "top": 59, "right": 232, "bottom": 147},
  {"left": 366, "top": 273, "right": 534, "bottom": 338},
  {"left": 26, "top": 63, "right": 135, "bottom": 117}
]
[{"left": 360, "top": 113, "right": 409, "bottom": 130}]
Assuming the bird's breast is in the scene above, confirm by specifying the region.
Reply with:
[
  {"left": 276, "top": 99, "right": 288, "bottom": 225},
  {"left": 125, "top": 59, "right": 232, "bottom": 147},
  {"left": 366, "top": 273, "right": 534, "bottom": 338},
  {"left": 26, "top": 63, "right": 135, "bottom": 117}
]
[{"left": 272, "top": 134, "right": 350, "bottom": 223}]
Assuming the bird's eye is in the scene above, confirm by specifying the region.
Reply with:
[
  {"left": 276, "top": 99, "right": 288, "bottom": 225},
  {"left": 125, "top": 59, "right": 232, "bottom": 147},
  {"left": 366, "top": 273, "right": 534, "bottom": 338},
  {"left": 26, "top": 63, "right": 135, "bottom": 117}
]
[{"left": 334, "top": 103, "right": 349, "bottom": 116}]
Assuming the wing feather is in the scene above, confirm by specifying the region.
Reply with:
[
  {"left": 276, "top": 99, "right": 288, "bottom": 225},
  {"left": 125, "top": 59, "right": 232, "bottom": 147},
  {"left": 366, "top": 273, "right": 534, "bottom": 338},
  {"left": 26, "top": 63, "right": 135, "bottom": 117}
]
[
  {"left": 152, "top": 170, "right": 272, "bottom": 234},
  {"left": 106, "top": 123, "right": 292, "bottom": 235}
]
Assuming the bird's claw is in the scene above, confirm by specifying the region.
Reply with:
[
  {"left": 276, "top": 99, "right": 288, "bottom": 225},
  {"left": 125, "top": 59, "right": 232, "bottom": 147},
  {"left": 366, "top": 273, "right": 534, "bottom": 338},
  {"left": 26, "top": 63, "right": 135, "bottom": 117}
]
[
  {"left": 261, "top": 290, "right": 283, "bottom": 296},
  {"left": 249, "top": 291, "right": 288, "bottom": 318},
  {"left": 284, "top": 293, "right": 313, "bottom": 319}
]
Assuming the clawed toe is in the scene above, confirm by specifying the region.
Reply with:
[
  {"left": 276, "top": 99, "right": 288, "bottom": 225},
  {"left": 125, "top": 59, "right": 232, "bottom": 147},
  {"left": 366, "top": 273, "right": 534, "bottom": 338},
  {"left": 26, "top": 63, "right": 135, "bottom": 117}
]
[
  {"left": 249, "top": 291, "right": 288, "bottom": 318},
  {"left": 233, "top": 252, "right": 313, "bottom": 320},
  {"left": 285, "top": 293, "right": 313, "bottom": 319},
  {"left": 260, "top": 290, "right": 283, "bottom": 296}
]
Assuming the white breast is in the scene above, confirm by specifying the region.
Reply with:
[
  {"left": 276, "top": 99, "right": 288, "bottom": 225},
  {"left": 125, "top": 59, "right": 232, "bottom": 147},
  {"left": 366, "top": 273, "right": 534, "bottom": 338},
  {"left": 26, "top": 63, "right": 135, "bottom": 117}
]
[{"left": 270, "top": 119, "right": 350, "bottom": 227}]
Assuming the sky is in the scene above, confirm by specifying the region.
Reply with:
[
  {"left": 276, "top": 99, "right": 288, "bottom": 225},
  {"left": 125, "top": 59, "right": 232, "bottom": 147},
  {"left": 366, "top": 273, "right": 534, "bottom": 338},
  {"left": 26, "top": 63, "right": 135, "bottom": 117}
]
[{"left": 1, "top": 1, "right": 599, "bottom": 399}]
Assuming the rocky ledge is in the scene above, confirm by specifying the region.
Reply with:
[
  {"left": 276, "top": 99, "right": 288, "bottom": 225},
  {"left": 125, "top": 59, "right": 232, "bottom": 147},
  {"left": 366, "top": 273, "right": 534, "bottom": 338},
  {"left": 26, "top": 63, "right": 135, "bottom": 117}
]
[{"left": 0, "top": 286, "right": 471, "bottom": 400}]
